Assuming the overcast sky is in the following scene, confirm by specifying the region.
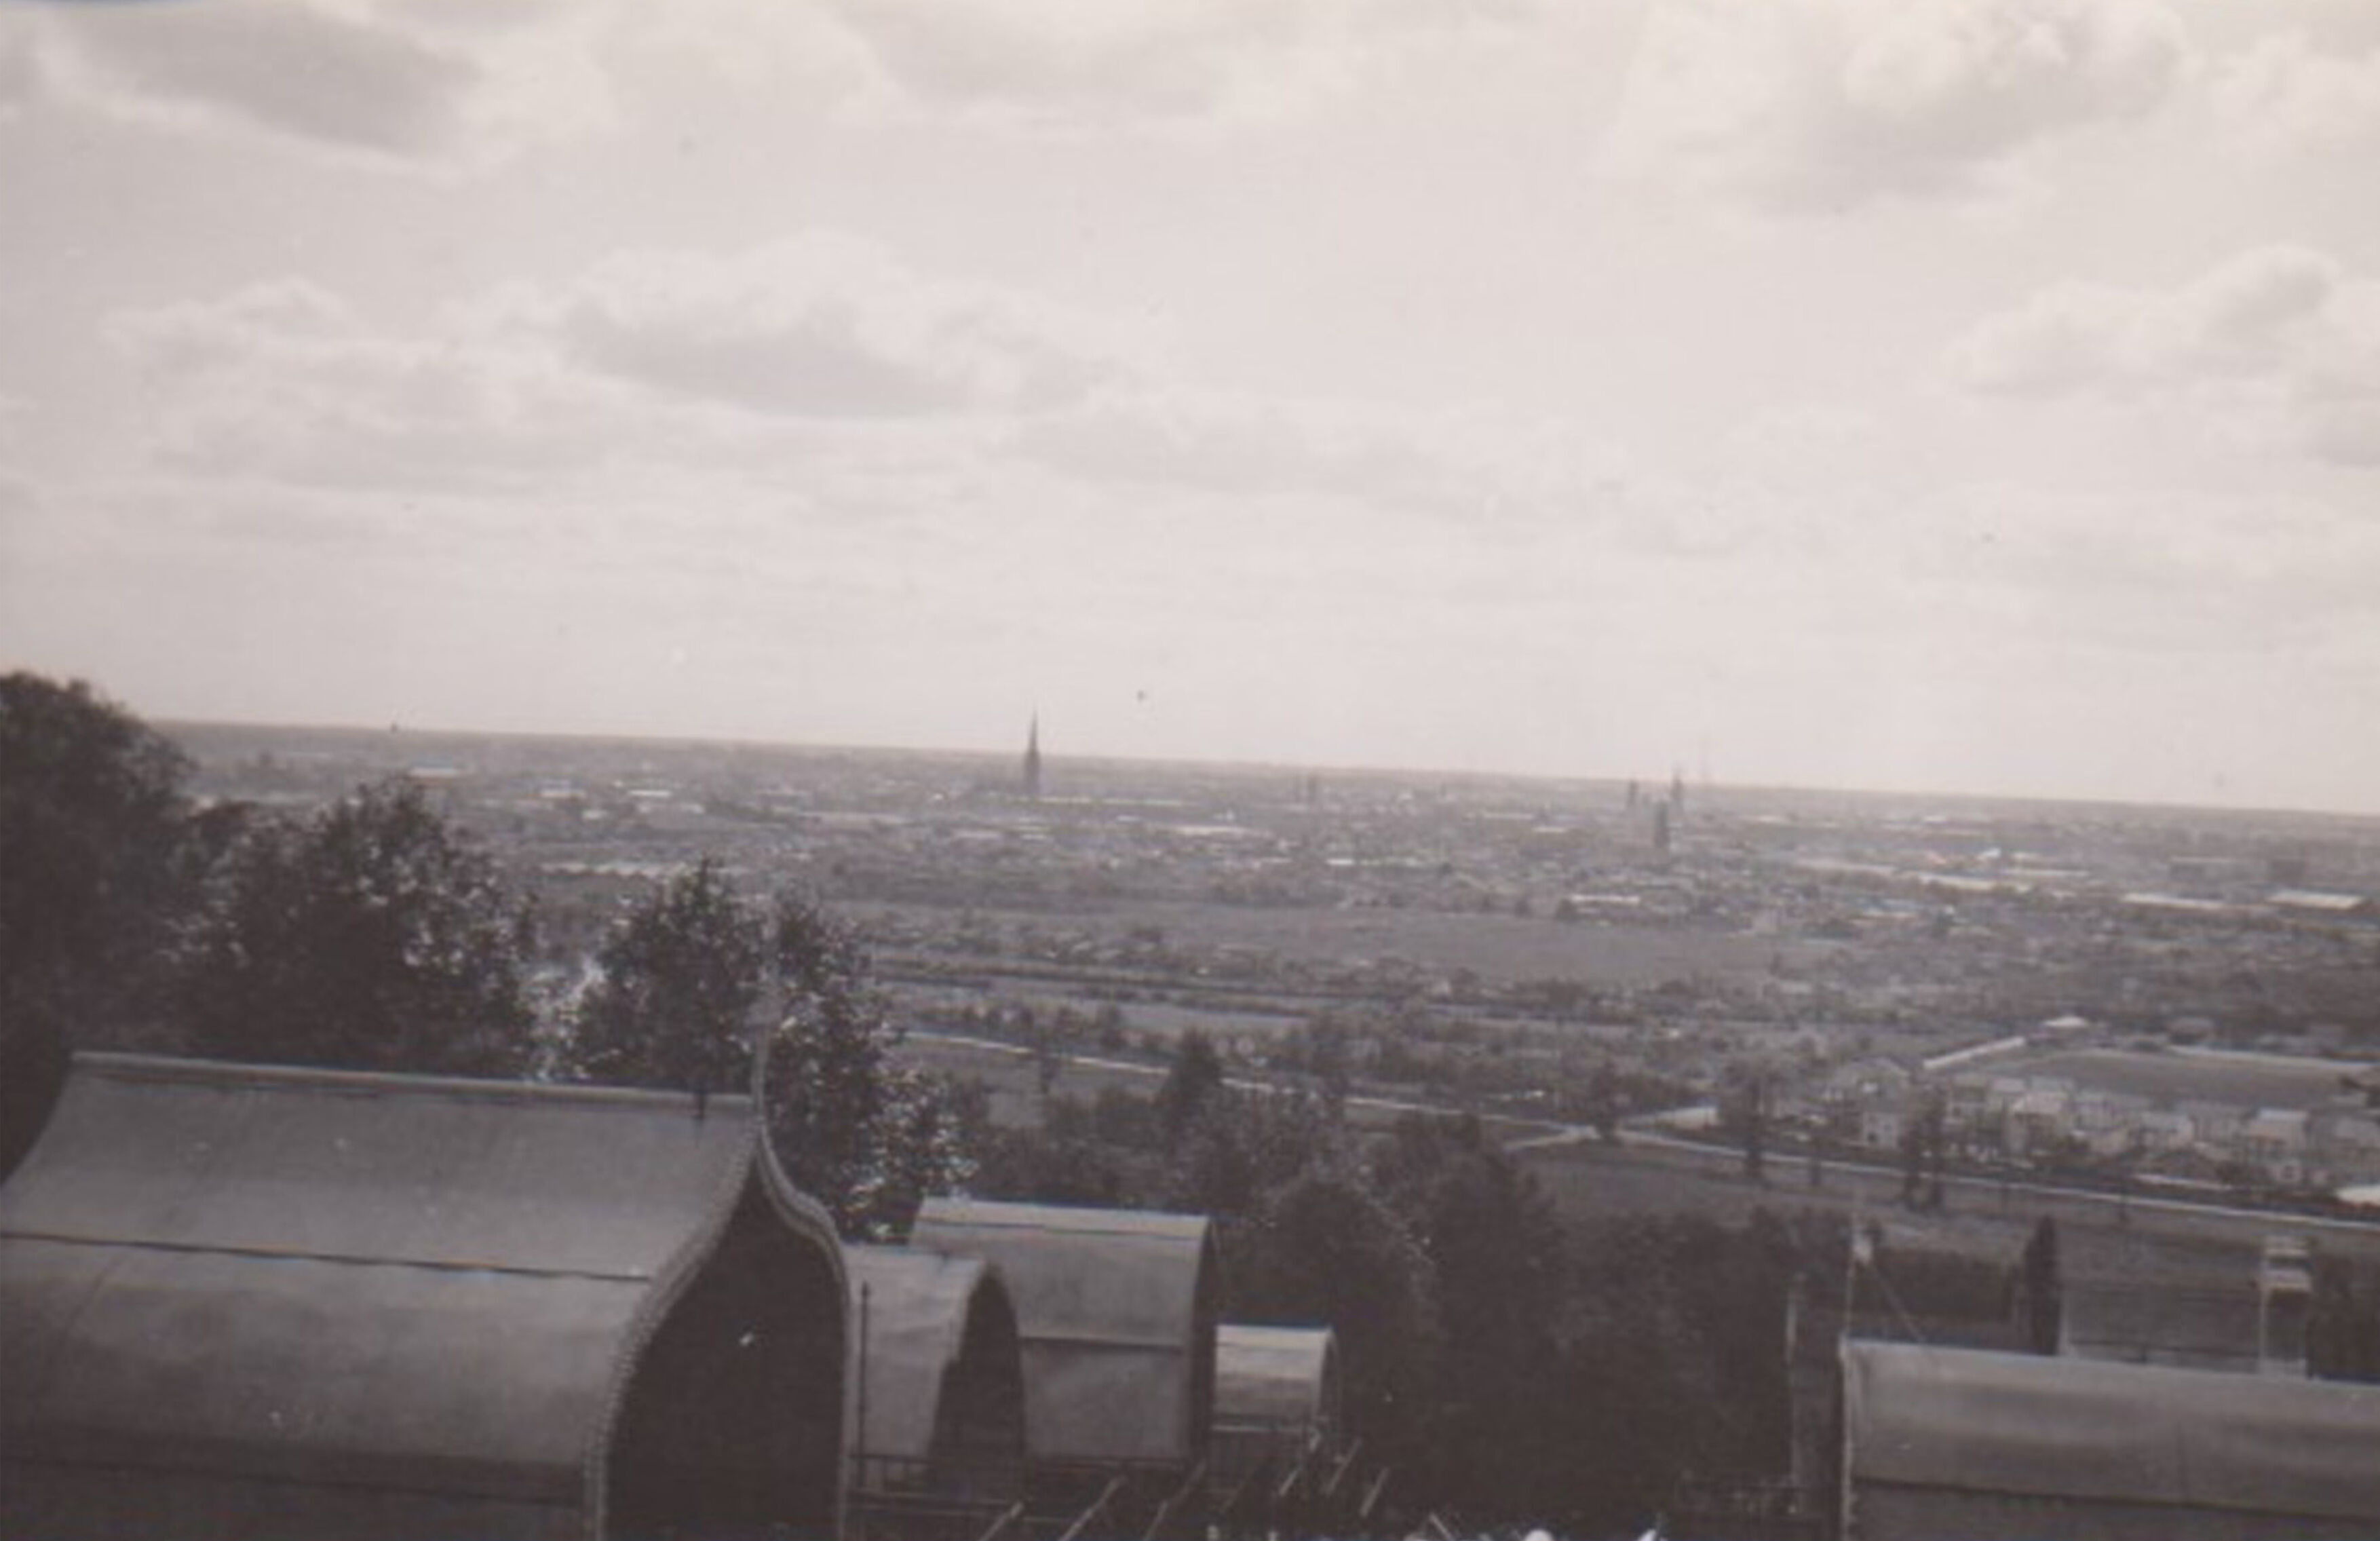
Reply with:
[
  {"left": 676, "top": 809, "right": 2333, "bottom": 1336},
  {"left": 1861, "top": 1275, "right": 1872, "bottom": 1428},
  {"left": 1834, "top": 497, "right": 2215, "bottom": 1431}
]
[{"left": 3, "top": 0, "right": 2377, "bottom": 812}]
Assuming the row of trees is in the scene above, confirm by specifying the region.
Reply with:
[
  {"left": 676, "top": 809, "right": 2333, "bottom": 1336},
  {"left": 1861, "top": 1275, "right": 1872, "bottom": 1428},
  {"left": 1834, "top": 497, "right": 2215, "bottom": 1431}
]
[
  {"left": 0, "top": 672, "right": 967, "bottom": 1235},
  {"left": 969, "top": 1033, "right": 1801, "bottom": 1532}
]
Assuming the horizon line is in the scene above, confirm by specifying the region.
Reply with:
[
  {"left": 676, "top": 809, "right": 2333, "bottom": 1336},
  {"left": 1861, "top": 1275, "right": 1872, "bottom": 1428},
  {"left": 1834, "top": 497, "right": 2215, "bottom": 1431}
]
[{"left": 153, "top": 710, "right": 2380, "bottom": 829}]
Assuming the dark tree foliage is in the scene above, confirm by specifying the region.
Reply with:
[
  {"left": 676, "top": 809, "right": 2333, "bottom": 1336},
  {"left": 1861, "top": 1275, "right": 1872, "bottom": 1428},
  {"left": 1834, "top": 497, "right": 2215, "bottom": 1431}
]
[
  {"left": 1372, "top": 1115, "right": 1573, "bottom": 1515},
  {"left": 1155, "top": 1027, "right": 1227, "bottom": 1150},
  {"left": 980, "top": 1064, "right": 1858, "bottom": 1534},
  {"left": 761, "top": 892, "right": 972, "bottom": 1241},
  {"left": 971, "top": 1091, "right": 1139, "bottom": 1208},
  {"left": 2309, "top": 1253, "right": 2380, "bottom": 1382},
  {"left": 569, "top": 869, "right": 972, "bottom": 1240},
  {"left": 176, "top": 777, "right": 538, "bottom": 1077},
  {"left": 1742, "top": 1072, "right": 1769, "bottom": 1183},
  {"left": 2019, "top": 1215, "right": 2062, "bottom": 1354},
  {"left": 1552, "top": 1211, "right": 1797, "bottom": 1532},
  {"left": 1900, "top": 1090, "right": 1949, "bottom": 1209},
  {"left": 0, "top": 674, "right": 195, "bottom": 1174},
  {"left": 573, "top": 857, "right": 765, "bottom": 1092},
  {"left": 1225, "top": 1158, "right": 1442, "bottom": 1472}
]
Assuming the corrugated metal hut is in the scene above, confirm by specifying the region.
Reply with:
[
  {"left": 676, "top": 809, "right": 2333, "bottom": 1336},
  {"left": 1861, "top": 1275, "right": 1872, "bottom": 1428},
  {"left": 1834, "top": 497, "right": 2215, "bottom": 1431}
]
[
  {"left": 1212, "top": 1324, "right": 1340, "bottom": 1481},
  {"left": 1841, "top": 1339, "right": 2380, "bottom": 1541},
  {"left": 845, "top": 1244, "right": 1026, "bottom": 1534},
  {"left": 0, "top": 1052, "right": 849, "bottom": 1541},
  {"left": 908, "top": 1197, "right": 1218, "bottom": 1476}
]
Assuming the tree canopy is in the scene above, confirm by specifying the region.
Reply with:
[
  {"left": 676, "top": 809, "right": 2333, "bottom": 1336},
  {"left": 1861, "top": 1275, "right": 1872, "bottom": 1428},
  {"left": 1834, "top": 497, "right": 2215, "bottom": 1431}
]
[
  {"left": 0, "top": 673, "right": 196, "bottom": 1174},
  {"left": 568, "top": 867, "right": 974, "bottom": 1241},
  {"left": 761, "top": 892, "right": 973, "bottom": 1240},
  {"left": 572, "top": 856, "right": 764, "bottom": 1092},
  {"left": 176, "top": 777, "right": 539, "bottom": 1077}
]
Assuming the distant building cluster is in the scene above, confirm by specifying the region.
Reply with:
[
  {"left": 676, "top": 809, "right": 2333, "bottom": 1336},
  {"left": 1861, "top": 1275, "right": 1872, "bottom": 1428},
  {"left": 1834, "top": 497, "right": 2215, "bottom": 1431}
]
[{"left": 1797, "top": 1034, "right": 2380, "bottom": 1196}]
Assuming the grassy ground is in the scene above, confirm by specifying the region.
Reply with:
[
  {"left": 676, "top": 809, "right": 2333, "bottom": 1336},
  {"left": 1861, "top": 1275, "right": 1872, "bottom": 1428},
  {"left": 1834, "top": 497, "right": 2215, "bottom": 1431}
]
[
  {"left": 1519, "top": 1135, "right": 2380, "bottom": 1286},
  {"left": 868, "top": 895, "right": 1797, "bottom": 989}
]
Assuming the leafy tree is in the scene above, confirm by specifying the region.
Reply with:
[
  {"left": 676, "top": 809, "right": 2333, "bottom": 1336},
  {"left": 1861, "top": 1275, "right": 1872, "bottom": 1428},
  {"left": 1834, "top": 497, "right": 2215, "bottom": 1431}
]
[
  {"left": 1739, "top": 1071, "right": 1769, "bottom": 1183},
  {"left": 568, "top": 871, "right": 974, "bottom": 1240},
  {"left": 1166, "top": 1083, "right": 1332, "bottom": 1219},
  {"left": 0, "top": 674, "right": 195, "bottom": 1173},
  {"left": 761, "top": 892, "right": 972, "bottom": 1240},
  {"left": 1900, "top": 1090, "right": 1947, "bottom": 1209},
  {"left": 176, "top": 777, "right": 538, "bottom": 1076},
  {"left": 573, "top": 857, "right": 765, "bottom": 1092},
  {"left": 2310, "top": 1253, "right": 2380, "bottom": 1382},
  {"left": 1227, "top": 1157, "right": 1442, "bottom": 1470},
  {"left": 1551, "top": 1212, "right": 1796, "bottom": 1532},
  {"left": 1155, "top": 1027, "right": 1227, "bottom": 1151},
  {"left": 972, "top": 1091, "right": 1138, "bottom": 1208},
  {"left": 1374, "top": 1115, "right": 1573, "bottom": 1513},
  {"left": 2018, "top": 1215, "right": 2062, "bottom": 1354}
]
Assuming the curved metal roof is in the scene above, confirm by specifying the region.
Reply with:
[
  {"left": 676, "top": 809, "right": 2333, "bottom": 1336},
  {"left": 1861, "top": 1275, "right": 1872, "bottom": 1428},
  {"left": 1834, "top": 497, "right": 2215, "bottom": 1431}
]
[
  {"left": 0, "top": 1052, "right": 847, "bottom": 1540},
  {"left": 910, "top": 1196, "right": 1217, "bottom": 1467},
  {"left": 1844, "top": 1341, "right": 2380, "bottom": 1534},
  {"left": 848, "top": 1244, "right": 1022, "bottom": 1470},
  {"left": 1216, "top": 1325, "right": 1337, "bottom": 1430}
]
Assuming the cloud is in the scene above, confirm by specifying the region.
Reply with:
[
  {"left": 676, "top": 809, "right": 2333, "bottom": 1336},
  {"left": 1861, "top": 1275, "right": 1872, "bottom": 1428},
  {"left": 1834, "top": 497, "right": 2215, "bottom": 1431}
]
[
  {"left": 501, "top": 236, "right": 1134, "bottom": 419},
  {"left": 817, "top": 0, "right": 1544, "bottom": 130},
  {"left": 1951, "top": 246, "right": 2341, "bottom": 392},
  {"left": 16, "top": 0, "right": 614, "bottom": 168},
  {"left": 1946, "top": 246, "right": 2380, "bottom": 466},
  {"left": 2212, "top": 31, "right": 2380, "bottom": 154},
  {"left": 0, "top": 465, "right": 35, "bottom": 533},
  {"left": 1603, "top": 0, "right": 2191, "bottom": 214},
  {"left": 98, "top": 235, "right": 1154, "bottom": 505},
  {"left": 0, "top": 22, "right": 39, "bottom": 114},
  {"left": 96, "top": 234, "right": 1662, "bottom": 614},
  {"left": 106, "top": 278, "right": 651, "bottom": 491},
  {"left": 1014, "top": 383, "right": 1634, "bottom": 535},
  {"left": 8, "top": 0, "right": 1544, "bottom": 162}
]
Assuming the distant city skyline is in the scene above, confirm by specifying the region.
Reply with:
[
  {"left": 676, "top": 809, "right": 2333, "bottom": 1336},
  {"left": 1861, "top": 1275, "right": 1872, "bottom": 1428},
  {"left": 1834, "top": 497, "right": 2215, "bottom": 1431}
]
[{"left": 3, "top": 1, "right": 2377, "bottom": 815}]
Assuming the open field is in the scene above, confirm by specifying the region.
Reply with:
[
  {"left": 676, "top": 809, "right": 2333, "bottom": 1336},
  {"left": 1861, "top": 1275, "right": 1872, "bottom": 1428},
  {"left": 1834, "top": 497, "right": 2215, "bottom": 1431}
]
[
  {"left": 1520, "top": 1135, "right": 2380, "bottom": 1285},
  {"left": 894, "top": 1031, "right": 1552, "bottom": 1143},
  {"left": 894, "top": 1033, "right": 1168, "bottom": 1128},
  {"left": 869, "top": 895, "right": 1797, "bottom": 989},
  {"left": 1127, "top": 900, "right": 1789, "bottom": 986},
  {"left": 1997, "top": 1046, "right": 2363, "bottom": 1111}
]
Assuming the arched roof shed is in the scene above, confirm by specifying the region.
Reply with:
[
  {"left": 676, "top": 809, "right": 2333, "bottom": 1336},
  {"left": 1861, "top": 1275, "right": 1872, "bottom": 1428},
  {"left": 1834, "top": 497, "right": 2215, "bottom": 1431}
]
[
  {"left": 908, "top": 1197, "right": 1218, "bottom": 1472},
  {"left": 845, "top": 1245, "right": 1024, "bottom": 1528},
  {"left": 1213, "top": 1324, "right": 1339, "bottom": 1477},
  {"left": 1216, "top": 1324, "right": 1339, "bottom": 1434},
  {"left": 1843, "top": 1340, "right": 2380, "bottom": 1541},
  {"left": 0, "top": 1052, "right": 849, "bottom": 1541}
]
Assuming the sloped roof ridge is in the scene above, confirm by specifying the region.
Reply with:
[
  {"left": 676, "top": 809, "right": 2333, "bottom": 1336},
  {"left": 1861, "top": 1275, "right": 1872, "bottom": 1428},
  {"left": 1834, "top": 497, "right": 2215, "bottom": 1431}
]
[
  {"left": 3, "top": 1050, "right": 851, "bottom": 1535},
  {"left": 918, "top": 1196, "right": 1210, "bottom": 1240},
  {"left": 73, "top": 1049, "right": 746, "bottom": 1114}
]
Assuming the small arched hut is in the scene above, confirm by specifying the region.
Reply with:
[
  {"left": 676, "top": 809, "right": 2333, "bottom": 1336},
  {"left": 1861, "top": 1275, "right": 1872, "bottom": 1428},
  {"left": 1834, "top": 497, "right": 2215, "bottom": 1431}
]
[
  {"left": 0, "top": 1052, "right": 849, "bottom": 1541},
  {"left": 844, "top": 1244, "right": 1026, "bottom": 1536},
  {"left": 908, "top": 1198, "right": 1219, "bottom": 1487},
  {"left": 1841, "top": 1339, "right": 2380, "bottom": 1541},
  {"left": 1212, "top": 1325, "right": 1341, "bottom": 1483}
]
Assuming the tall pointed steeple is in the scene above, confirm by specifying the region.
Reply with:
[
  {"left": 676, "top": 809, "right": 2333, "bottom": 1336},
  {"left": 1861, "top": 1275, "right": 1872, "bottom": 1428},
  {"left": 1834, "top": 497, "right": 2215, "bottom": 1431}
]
[{"left": 1022, "top": 712, "right": 1043, "bottom": 800}]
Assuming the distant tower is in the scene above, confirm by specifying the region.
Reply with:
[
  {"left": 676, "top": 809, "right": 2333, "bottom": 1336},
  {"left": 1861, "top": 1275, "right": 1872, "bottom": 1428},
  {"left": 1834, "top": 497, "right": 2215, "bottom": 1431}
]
[{"left": 1022, "top": 714, "right": 1043, "bottom": 800}]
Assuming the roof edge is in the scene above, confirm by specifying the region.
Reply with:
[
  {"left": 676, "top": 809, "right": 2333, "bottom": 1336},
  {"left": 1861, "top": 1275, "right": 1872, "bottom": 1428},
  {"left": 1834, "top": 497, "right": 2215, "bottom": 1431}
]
[
  {"left": 579, "top": 1090, "right": 851, "bottom": 1540},
  {"left": 72, "top": 1052, "right": 745, "bottom": 1117}
]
